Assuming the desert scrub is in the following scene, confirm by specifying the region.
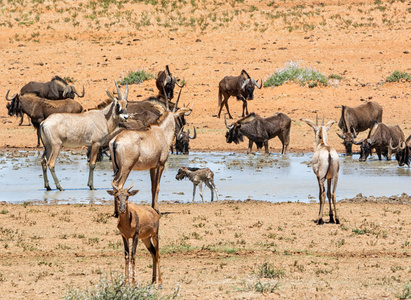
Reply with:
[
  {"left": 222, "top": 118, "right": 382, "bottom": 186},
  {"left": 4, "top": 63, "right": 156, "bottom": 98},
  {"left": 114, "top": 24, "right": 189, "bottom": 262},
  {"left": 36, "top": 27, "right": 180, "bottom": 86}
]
[
  {"left": 386, "top": 70, "right": 411, "bottom": 83},
  {"left": 63, "top": 272, "right": 176, "bottom": 300},
  {"left": 118, "top": 69, "right": 154, "bottom": 85},
  {"left": 396, "top": 281, "right": 411, "bottom": 299},
  {"left": 256, "top": 262, "right": 285, "bottom": 279},
  {"left": 264, "top": 61, "right": 328, "bottom": 88}
]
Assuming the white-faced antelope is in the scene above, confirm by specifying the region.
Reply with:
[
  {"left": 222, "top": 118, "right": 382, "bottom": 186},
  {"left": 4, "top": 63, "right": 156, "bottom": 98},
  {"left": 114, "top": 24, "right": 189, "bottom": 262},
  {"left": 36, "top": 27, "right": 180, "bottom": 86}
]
[
  {"left": 109, "top": 91, "right": 192, "bottom": 215},
  {"left": 107, "top": 182, "right": 162, "bottom": 286},
  {"left": 40, "top": 82, "right": 128, "bottom": 191},
  {"left": 175, "top": 167, "right": 219, "bottom": 202},
  {"left": 301, "top": 116, "right": 340, "bottom": 225}
]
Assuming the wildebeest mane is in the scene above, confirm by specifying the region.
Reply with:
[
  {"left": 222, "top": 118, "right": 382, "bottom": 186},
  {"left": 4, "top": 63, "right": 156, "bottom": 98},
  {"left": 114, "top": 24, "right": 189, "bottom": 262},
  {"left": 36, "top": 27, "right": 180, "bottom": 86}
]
[
  {"left": 187, "top": 167, "right": 200, "bottom": 171},
  {"left": 51, "top": 75, "right": 69, "bottom": 85},
  {"left": 237, "top": 112, "right": 256, "bottom": 125}
]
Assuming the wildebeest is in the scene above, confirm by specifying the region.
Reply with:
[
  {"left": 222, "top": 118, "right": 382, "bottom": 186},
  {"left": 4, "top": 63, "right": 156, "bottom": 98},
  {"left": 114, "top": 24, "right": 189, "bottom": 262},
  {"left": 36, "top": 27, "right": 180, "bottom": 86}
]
[
  {"left": 173, "top": 126, "right": 197, "bottom": 155},
  {"left": 109, "top": 95, "right": 192, "bottom": 215},
  {"left": 6, "top": 76, "right": 85, "bottom": 126},
  {"left": 301, "top": 116, "right": 340, "bottom": 225},
  {"left": 225, "top": 112, "right": 291, "bottom": 155},
  {"left": 20, "top": 76, "right": 85, "bottom": 100},
  {"left": 40, "top": 82, "right": 128, "bottom": 191},
  {"left": 217, "top": 69, "right": 262, "bottom": 119},
  {"left": 336, "top": 101, "right": 383, "bottom": 155},
  {"left": 354, "top": 121, "right": 405, "bottom": 162},
  {"left": 175, "top": 167, "right": 219, "bottom": 202},
  {"left": 392, "top": 135, "right": 411, "bottom": 166},
  {"left": 156, "top": 65, "right": 184, "bottom": 105},
  {"left": 6, "top": 91, "right": 83, "bottom": 146}
]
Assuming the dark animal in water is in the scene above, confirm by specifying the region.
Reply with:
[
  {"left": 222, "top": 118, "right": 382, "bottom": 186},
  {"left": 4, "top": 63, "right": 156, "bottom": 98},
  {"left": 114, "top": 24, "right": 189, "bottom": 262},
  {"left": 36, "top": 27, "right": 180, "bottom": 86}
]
[
  {"left": 6, "top": 91, "right": 83, "bottom": 146},
  {"left": 354, "top": 121, "right": 405, "bottom": 161},
  {"left": 391, "top": 134, "right": 411, "bottom": 167},
  {"left": 225, "top": 112, "right": 291, "bottom": 155},
  {"left": 217, "top": 70, "right": 262, "bottom": 119},
  {"left": 173, "top": 126, "right": 196, "bottom": 155},
  {"left": 336, "top": 101, "right": 383, "bottom": 156}
]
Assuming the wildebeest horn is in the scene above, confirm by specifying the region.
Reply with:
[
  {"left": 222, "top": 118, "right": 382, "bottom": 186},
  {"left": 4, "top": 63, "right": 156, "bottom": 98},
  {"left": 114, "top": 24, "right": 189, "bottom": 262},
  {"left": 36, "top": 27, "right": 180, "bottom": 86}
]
[
  {"left": 389, "top": 138, "right": 398, "bottom": 151},
  {"left": 252, "top": 78, "right": 262, "bottom": 89},
  {"left": 400, "top": 141, "right": 406, "bottom": 150},
  {"left": 114, "top": 81, "right": 122, "bottom": 99},
  {"left": 175, "top": 78, "right": 185, "bottom": 88},
  {"left": 6, "top": 90, "right": 18, "bottom": 101},
  {"left": 225, "top": 114, "right": 234, "bottom": 129},
  {"left": 336, "top": 132, "right": 345, "bottom": 140},
  {"left": 74, "top": 86, "right": 85, "bottom": 98},
  {"left": 188, "top": 126, "right": 197, "bottom": 139},
  {"left": 165, "top": 65, "right": 171, "bottom": 77},
  {"left": 353, "top": 138, "right": 364, "bottom": 145},
  {"left": 241, "top": 79, "right": 250, "bottom": 90}
]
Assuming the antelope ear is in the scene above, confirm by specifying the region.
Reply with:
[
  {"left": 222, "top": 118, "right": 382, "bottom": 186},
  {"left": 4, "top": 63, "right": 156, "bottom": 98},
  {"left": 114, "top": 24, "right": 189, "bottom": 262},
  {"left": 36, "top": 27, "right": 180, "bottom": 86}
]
[
  {"left": 325, "top": 120, "right": 336, "bottom": 131},
  {"left": 129, "top": 190, "right": 139, "bottom": 196},
  {"left": 107, "top": 190, "right": 115, "bottom": 196}
]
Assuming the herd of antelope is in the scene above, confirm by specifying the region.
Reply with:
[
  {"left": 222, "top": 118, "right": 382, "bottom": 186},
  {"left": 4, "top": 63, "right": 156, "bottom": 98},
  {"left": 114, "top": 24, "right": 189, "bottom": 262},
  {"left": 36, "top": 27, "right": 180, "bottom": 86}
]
[{"left": 4, "top": 66, "right": 410, "bottom": 285}]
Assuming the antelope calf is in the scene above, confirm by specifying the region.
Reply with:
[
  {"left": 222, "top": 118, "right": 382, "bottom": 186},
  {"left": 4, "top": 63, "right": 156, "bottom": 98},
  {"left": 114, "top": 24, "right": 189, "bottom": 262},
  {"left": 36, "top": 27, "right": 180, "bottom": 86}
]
[
  {"left": 301, "top": 116, "right": 340, "bottom": 225},
  {"left": 175, "top": 167, "right": 219, "bottom": 202},
  {"left": 107, "top": 182, "right": 162, "bottom": 286}
]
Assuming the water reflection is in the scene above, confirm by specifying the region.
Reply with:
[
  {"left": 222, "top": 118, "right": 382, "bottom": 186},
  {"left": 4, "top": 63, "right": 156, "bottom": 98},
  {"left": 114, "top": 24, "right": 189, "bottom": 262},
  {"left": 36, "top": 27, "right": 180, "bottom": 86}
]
[{"left": 0, "top": 150, "right": 409, "bottom": 204}]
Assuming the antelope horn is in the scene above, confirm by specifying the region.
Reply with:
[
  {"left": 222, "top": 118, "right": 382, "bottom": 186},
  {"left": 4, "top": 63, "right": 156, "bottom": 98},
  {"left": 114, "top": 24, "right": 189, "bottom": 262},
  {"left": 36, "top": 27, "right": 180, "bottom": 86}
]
[
  {"left": 177, "top": 126, "right": 184, "bottom": 139},
  {"left": 188, "top": 126, "right": 197, "bottom": 139},
  {"left": 322, "top": 115, "right": 325, "bottom": 126},
  {"left": 114, "top": 81, "right": 122, "bottom": 99},
  {"left": 315, "top": 114, "right": 318, "bottom": 126},
  {"left": 111, "top": 180, "right": 119, "bottom": 191},
  {"left": 353, "top": 138, "right": 364, "bottom": 145},
  {"left": 124, "top": 83, "right": 129, "bottom": 100},
  {"left": 5, "top": 90, "right": 17, "bottom": 101},
  {"left": 173, "top": 88, "right": 182, "bottom": 111},
  {"left": 352, "top": 128, "right": 357, "bottom": 138},
  {"left": 163, "top": 85, "right": 169, "bottom": 111},
  {"left": 126, "top": 181, "right": 134, "bottom": 192},
  {"left": 184, "top": 103, "right": 193, "bottom": 116}
]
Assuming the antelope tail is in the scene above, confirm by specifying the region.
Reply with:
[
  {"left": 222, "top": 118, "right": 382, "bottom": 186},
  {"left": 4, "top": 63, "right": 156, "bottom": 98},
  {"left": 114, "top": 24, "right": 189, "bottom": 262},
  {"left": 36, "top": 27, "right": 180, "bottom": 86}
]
[
  {"left": 112, "top": 141, "right": 119, "bottom": 176},
  {"left": 322, "top": 152, "right": 332, "bottom": 180}
]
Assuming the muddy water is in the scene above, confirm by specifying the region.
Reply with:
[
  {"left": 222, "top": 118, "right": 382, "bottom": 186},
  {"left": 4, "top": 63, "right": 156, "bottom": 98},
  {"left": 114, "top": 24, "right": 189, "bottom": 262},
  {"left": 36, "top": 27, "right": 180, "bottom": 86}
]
[{"left": 0, "top": 150, "right": 409, "bottom": 205}]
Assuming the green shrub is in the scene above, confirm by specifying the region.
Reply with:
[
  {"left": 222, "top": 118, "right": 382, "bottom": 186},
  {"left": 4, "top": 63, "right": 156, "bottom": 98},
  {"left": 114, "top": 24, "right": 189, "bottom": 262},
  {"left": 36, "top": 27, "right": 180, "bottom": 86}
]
[
  {"left": 264, "top": 61, "right": 328, "bottom": 88},
  {"left": 397, "top": 281, "right": 411, "bottom": 299},
  {"left": 257, "top": 262, "right": 285, "bottom": 279},
  {"left": 386, "top": 70, "right": 411, "bottom": 83},
  {"left": 119, "top": 69, "right": 154, "bottom": 85},
  {"left": 63, "top": 272, "right": 170, "bottom": 300}
]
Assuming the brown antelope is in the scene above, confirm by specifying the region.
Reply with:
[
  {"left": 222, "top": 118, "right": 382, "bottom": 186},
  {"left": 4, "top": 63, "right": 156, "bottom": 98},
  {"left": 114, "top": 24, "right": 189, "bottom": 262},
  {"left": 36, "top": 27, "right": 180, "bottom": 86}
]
[
  {"left": 301, "top": 116, "right": 340, "bottom": 225},
  {"left": 109, "top": 91, "right": 192, "bottom": 215},
  {"left": 40, "top": 82, "right": 128, "bottom": 191},
  {"left": 107, "top": 182, "right": 162, "bottom": 286},
  {"left": 175, "top": 167, "right": 219, "bottom": 202}
]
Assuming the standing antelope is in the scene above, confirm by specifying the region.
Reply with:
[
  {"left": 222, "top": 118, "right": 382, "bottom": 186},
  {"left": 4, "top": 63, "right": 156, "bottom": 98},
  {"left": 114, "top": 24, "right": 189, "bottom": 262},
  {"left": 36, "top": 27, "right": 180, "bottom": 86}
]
[
  {"left": 107, "top": 182, "right": 162, "bottom": 286},
  {"left": 301, "top": 116, "right": 340, "bottom": 225},
  {"left": 40, "top": 82, "right": 128, "bottom": 191},
  {"left": 109, "top": 91, "right": 192, "bottom": 215}
]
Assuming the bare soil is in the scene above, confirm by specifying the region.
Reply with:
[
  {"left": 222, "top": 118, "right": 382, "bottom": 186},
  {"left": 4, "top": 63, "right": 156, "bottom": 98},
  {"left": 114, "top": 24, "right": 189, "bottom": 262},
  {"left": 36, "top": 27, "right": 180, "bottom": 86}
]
[{"left": 0, "top": 0, "right": 411, "bottom": 299}]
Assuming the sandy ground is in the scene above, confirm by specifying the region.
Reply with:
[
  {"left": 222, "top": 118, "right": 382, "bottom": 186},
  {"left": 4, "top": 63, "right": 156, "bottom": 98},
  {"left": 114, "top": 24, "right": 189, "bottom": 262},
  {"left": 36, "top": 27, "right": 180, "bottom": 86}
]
[{"left": 0, "top": 0, "right": 411, "bottom": 299}]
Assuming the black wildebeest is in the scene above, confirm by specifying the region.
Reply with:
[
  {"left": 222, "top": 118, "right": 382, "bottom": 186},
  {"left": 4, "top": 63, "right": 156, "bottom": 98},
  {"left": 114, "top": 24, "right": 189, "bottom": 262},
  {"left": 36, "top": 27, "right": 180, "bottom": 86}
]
[
  {"left": 391, "top": 134, "right": 411, "bottom": 167},
  {"left": 217, "top": 70, "right": 262, "bottom": 119},
  {"left": 354, "top": 121, "right": 405, "bottom": 162},
  {"left": 6, "top": 91, "right": 83, "bottom": 146},
  {"left": 225, "top": 112, "right": 291, "bottom": 155},
  {"left": 6, "top": 76, "right": 85, "bottom": 126},
  {"left": 156, "top": 65, "right": 184, "bottom": 107},
  {"left": 336, "top": 101, "right": 383, "bottom": 156},
  {"left": 173, "top": 126, "right": 196, "bottom": 155}
]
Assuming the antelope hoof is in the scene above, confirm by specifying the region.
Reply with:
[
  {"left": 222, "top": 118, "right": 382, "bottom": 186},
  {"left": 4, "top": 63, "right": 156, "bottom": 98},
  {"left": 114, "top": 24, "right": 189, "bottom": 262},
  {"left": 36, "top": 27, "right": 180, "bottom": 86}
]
[
  {"left": 329, "top": 215, "right": 335, "bottom": 223},
  {"left": 335, "top": 218, "right": 340, "bottom": 224},
  {"left": 45, "top": 186, "right": 51, "bottom": 191},
  {"left": 57, "top": 186, "right": 64, "bottom": 192},
  {"left": 317, "top": 218, "right": 324, "bottom": 225}
]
